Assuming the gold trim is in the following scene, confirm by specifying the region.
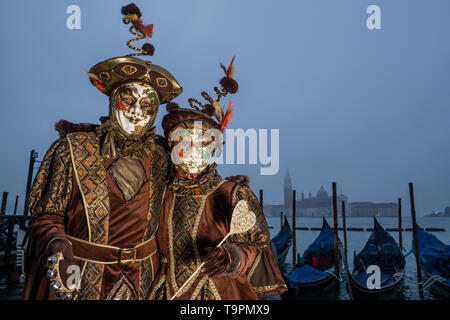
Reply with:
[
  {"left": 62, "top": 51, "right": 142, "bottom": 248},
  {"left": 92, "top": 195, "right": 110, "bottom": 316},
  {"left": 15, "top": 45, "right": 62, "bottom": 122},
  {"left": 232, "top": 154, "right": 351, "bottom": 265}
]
[
  {"left": 66, "top": 135, "right": 91, "bottom": 242},
  {"left": 190, "top": 276, "right": 208, "bottom": 300},
  {"left": 148, "top": 275, "right": 166, "bottom": 300},
  {"left": 253, "top": 283, "right": 287, "bottom": 293},
  {"left": 168, "top": 193, "right": 177, "bottom": 295},
  {"left": 208, "top": 278, "right": 222, "bottom": 300},
  {"left": 66, "top": 135, "right": 90, "bottom": 294},
  {"left": 247, "top": 250, "right": 262, "bottom": 280}
]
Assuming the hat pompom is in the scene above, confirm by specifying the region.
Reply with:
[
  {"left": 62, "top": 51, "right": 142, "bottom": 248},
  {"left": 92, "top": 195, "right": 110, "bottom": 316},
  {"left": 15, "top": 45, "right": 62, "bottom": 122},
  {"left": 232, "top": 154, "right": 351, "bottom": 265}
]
[
  {"left": 166, "top": 102, "right": 179, "bottom": 112},
  {"left": 203, "top": 104, "right": 216, "bottom": 116},
  {"left": 220, "top": 77, "right": 238, "bottom": 94},
  {"left": 121, "top": 3, "right": 142, "bottom": 17},
  {"left": 142, "top": 43, "right": 155, "bottom": 56}
]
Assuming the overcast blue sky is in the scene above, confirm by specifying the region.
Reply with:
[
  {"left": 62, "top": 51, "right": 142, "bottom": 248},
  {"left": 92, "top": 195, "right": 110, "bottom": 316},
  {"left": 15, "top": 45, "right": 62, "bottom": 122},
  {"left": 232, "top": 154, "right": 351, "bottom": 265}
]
[{"left": 0, "top": 0, "right": 449, "bottom": 216}]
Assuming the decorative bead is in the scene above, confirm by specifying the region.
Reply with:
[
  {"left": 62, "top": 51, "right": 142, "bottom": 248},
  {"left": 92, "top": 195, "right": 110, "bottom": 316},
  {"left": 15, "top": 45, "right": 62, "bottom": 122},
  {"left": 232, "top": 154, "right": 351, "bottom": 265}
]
[
  {"left": 47, "top": 255, "right": 58, "bottom": 267},
  {"left": 50, "top": 281, "right": 61, "bottom": 291},
  {"left": 55, "top": 290, "right": 66, "bottom": 299},
  {"left": 64, "top": 293, "right": 73, "bottom": 300},
  {"left": 46, "top": 269, "right": 57, "bottom": 279}
]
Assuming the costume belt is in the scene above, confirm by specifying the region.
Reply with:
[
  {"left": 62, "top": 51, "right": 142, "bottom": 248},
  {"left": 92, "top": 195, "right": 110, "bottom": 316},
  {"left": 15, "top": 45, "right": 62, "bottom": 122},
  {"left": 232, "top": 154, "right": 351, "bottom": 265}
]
[{"left": 66, "top": 235, "right": 157, "bottom": 264}]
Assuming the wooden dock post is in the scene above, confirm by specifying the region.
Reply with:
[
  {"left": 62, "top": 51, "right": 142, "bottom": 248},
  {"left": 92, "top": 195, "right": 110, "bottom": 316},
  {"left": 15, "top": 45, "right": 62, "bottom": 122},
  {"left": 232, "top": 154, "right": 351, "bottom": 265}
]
[
  {"left": 409, "top": 183, "right": 424, "bottom": 300},
  {"left": 398, "top": 198, "right": 403, "bottom": 250},
  {"left": 292, "top": 190, "right": 296, "bottom": 266},
  {"left": 14, "top": 195, "right": 19, "bottom": 216},
  {"left": 1, "top": 191, "right": 8, "bottom": 215}
]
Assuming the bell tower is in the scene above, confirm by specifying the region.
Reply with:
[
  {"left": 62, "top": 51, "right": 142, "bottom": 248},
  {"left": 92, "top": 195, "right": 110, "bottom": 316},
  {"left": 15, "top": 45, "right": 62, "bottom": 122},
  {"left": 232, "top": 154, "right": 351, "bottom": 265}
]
[{"left": 284, "top": 170, "right": 292, "bottom": 207}]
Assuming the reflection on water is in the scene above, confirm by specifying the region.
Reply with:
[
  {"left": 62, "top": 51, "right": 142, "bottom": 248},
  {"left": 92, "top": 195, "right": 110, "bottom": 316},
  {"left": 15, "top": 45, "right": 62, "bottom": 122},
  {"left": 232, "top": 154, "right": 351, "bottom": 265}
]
[{"left": 1, "top": 217, "right": 448, "bottom": 300}]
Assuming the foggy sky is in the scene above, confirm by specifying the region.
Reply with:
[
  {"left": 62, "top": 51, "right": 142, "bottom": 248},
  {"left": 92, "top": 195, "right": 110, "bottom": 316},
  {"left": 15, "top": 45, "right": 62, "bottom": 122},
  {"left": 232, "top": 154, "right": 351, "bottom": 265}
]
[{"left": 0, "top": 0, "right": 449, "bottom": 216}]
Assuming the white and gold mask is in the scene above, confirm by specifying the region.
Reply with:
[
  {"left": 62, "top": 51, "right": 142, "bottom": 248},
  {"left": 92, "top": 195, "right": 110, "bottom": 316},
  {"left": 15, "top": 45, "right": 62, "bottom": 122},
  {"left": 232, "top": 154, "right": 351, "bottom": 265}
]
[
  {"left": 110, "top": 82, "right": 159, "bottom": 137},
  {"left": 169, "top": 121, "right": 222, "bottom": 175}
]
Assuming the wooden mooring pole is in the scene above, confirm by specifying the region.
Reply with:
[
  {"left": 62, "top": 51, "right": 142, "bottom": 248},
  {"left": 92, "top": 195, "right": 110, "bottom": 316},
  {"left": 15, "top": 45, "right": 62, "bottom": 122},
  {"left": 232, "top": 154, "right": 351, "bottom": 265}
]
[
  {"left": 409, "top": 183, "right": 424, "bottom": 300},
  {"left": 398, "top": 198, "right": 403, "bottom": 250},
  {"left": 280, "top": 212, "right": 283, "bottom": 228},
  {"left": 332, "top": 182, "right": 341, "bottom": 298},
  {"left": 1, "top": 191, "right": 8, "bottom": 215},
  {"left": 332, "top": 182, "right": 340, "bottom": 277},
  {"left": 14, "top": 195, "right": 19, "bottom": 216},
  {"left": 292, "top": 190, "right": 296, "bottom": 266},
  {"left": 342, "top": 200, "right": 348, "bottom": 258}
]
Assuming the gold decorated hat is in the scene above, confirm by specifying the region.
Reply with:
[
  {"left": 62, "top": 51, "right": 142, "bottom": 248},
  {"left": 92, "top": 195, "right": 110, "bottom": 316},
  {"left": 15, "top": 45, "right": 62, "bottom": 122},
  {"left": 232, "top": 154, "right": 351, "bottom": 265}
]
[{"left": 85, "top": 3, "right": 182, "bottom": 103}]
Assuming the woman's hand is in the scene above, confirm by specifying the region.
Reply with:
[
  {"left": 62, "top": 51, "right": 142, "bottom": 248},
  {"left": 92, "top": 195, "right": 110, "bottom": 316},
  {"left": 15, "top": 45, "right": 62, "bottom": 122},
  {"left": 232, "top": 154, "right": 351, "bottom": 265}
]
[{"left": 200, "top": 243, "right": 242, "bottom": 277}]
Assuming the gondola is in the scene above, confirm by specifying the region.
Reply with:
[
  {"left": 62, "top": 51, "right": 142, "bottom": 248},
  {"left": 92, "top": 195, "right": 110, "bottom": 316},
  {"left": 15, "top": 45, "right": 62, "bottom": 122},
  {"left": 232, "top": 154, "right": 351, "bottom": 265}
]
[
  {"left": 270, "top": 216, "right": 293, "bottom": 265},
  {"left": 349, "top": 217, "right": 405, "bottom": 300},
  {"left": 414, "top": 227, "right": 450, "bottom": 299},
  {"left": 283, "top": 217, "right": 340, "bottom": 299}
]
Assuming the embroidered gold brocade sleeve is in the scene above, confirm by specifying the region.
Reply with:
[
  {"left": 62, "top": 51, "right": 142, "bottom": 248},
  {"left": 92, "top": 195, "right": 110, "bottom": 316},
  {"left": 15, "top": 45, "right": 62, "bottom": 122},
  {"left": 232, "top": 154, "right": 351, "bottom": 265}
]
[
  {"left": 28, "top": 138, "right": 73, "bottom": 216},
  {"left": 229, "top": 185, "right": 271, "bottom": 250}
]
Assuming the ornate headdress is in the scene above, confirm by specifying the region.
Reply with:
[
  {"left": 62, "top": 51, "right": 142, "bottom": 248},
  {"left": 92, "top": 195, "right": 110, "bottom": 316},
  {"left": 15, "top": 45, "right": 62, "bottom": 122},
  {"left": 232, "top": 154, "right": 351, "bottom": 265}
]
[
  {"left": 85, "top": 3, "right": 182, "bottom": 103},
  {"left": 162, "top": 56, "right": 238, "bottom": 137}
]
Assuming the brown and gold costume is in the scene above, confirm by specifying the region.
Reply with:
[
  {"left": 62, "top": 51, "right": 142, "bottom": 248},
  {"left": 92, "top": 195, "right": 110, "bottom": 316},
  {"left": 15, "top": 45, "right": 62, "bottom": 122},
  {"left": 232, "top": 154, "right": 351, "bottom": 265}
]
[
  {"left": 23, "top": 121, "right": 171, "bottom": 300},
  {"left": 149, "top": 164, "right": 287, "bottom": 300}
]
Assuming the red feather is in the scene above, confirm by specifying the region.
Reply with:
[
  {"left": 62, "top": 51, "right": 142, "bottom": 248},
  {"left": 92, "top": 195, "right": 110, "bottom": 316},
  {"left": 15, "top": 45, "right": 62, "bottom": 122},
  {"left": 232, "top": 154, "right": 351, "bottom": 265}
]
[
  {"left": 220, "top": 101, "right": 234, "bottom": 131},
  {"left": 138, "top": 18, "right": 154, "bottom": 38}
]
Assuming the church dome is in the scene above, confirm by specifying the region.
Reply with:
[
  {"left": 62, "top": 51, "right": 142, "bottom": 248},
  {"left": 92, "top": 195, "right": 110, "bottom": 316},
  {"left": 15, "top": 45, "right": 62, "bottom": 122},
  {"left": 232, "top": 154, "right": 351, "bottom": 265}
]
[{"left": 316, "top": 185, "right": 328, "bottom": 198}]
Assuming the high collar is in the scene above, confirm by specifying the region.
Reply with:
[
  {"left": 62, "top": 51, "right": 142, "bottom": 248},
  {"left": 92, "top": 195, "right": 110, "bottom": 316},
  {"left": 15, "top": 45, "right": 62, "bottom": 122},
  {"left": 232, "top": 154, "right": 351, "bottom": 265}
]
[
  {"left": 96, "top": 118, "right": 156, "bottom": 159},
  {"left": 169, "top": 163, "right": 222, "bottom": 196}
]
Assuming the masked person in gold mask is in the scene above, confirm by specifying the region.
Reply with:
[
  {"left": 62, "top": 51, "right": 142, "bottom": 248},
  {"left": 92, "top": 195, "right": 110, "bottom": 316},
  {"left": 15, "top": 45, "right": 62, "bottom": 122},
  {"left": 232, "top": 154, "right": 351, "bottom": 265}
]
[
  {"left": 148, "top": 59, "right": 287, "bottom": 300},
  {"left": 23, "top": 4, "right": 182, "bottom": 300}
]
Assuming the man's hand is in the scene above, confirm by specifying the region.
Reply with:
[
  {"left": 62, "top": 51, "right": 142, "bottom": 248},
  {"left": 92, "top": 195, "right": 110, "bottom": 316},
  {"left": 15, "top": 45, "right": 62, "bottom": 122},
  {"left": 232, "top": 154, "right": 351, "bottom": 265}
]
[{"left": 41, "top": 238, "right": 78, "bottom": 299}]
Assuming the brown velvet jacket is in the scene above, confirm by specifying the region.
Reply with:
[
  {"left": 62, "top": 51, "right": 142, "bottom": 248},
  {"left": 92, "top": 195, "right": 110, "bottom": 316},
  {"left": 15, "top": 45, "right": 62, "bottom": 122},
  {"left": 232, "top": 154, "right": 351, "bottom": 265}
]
[
  {"left": 23, "top": 123, "right": 170, "bottom": 300},
  {"left": 148, "top": 165, "right": 287, "bottom": 300}
]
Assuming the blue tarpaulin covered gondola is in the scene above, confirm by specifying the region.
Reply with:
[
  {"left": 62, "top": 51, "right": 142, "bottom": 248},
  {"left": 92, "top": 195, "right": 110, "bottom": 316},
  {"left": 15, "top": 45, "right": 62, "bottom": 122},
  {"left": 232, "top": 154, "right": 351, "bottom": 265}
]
[
  {"left": 414, "top": 227, "right": 450, "bottom": 298},
  {"left": 283, "top": 217, "right": 339, "bottom": 299},
  {"left": 270, "top": 216, "right": 293, "bottom": 265}
]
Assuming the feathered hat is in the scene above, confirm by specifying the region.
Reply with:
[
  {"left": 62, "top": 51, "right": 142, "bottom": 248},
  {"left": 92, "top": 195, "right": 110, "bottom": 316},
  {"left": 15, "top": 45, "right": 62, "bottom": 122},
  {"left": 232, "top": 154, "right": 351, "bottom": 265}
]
[
  {"left": 85, "top": 3, "right": 182, "bottom": 103},
  {"left": 162, "top": 56, "right": 238, "bottom": 140}
]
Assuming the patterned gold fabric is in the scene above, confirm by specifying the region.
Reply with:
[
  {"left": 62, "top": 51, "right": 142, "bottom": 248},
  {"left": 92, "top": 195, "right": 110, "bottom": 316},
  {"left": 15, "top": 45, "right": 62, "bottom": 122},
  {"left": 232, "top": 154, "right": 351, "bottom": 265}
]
[
  {"left": 67, "top": 132, "right": 110, "bottom": 299},
  {"left": 106, "top": 274, "right": 138, "bottom": 300},
  {"left": 29, "top": 139, "right": 73, "bottom": 215},
  {"left": 167, "top": 166, "right": 224, "bottom": 297},
  {"left": 67, "top": 133, "right": 110, "bottom": 244}
]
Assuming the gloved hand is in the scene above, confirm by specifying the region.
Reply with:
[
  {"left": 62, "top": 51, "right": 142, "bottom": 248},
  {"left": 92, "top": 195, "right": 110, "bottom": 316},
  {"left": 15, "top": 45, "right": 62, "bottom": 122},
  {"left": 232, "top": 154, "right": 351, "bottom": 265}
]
[
  {"left": 201, "top": 243, "right": 242, "bottom": 277},
  {"left": 225, "top": 175, "right": 250, "bottom": 187},
  {"left": 41, "top": 238, "right": 77, "bottom": 298}
]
